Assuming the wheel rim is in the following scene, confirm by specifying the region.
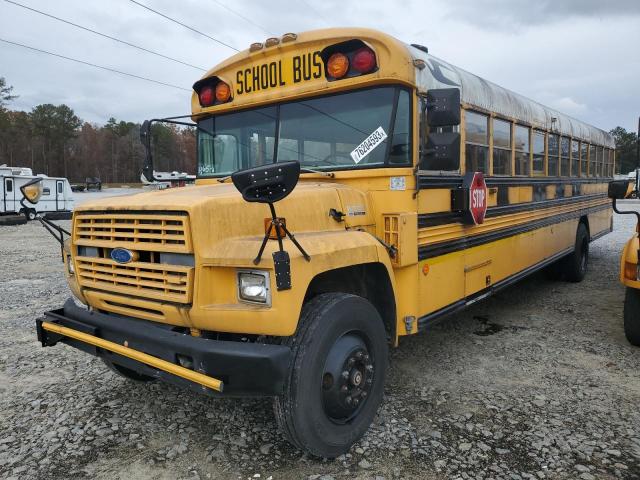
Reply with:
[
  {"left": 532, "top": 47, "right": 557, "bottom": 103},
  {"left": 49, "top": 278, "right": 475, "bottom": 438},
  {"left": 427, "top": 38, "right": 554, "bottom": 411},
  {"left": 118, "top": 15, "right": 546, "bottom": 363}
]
[{"left": 321, "top": 332, "right": 374, "bottom": 424}]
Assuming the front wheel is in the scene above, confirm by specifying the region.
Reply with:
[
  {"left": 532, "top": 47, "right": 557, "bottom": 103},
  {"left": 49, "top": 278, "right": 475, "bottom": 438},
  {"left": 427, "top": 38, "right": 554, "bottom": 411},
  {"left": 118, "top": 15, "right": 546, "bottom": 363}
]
[
  {"left": 624, "top": 287, "right": 640, "bottom": 346},
  {"left": 274, "top": 293, "right": 388, "bottom": 458}
]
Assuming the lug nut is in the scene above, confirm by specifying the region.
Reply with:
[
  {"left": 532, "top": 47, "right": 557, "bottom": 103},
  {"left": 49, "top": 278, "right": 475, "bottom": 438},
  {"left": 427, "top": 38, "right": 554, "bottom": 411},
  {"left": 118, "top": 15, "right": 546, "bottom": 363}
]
[
  {"left": 363, "top": 354, "right": 370, "bottom": 362},
  {"left": 366, "top": 365, "right": 374, "bottom": 372},
  {"left": 345, "top": 396, "right": 353, "bottom": 405},
  {"left": 356, "top": 351, "right": 364, "bottom": 360},
  {"left": 341, "top": 370, "right": 349, "bottom": 379},
  {"left": 361, "top": 391, "right": 368, "bottom": 398},
  {"left": 341, "top": 385, "right": 348, "bottom": 393},
  {"left": 353, "top": 398, "right": 360, "bottom": 405},
  {"left": 347, "top": 357, "right": 356, "bottom": 366}
]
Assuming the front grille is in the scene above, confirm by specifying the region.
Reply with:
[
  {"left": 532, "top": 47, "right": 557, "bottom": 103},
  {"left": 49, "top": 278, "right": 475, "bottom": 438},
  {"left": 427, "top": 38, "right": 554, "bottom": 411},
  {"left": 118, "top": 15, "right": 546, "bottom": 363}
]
[
  {"left": 74, "top": 212, "right": 191, "bottom": 253},
  {"left": 76, "top": 256, "right": 193, "bottom": 303},
  {"left": 73, "top": 211, "right": 194, "bottom": 305}
]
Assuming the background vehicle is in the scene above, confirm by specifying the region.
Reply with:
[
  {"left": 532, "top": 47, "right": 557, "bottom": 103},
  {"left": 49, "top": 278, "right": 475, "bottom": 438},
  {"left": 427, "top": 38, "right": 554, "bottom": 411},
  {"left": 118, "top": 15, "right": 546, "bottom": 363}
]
[
  {"left": 609, "top": 176, "right": 640, "bottom": 345},
  {"left": 1, "top": 166, "right": 74, "bottom": 220},
  {"left": 35, "top": 28, "right": 615, "bottom": 457}
]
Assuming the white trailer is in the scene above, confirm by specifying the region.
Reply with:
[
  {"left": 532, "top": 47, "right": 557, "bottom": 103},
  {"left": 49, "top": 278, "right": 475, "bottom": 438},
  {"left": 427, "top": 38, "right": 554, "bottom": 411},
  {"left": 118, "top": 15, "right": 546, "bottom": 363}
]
[{"left": 1, "top": 167, "right": 74, "bottom": 220}]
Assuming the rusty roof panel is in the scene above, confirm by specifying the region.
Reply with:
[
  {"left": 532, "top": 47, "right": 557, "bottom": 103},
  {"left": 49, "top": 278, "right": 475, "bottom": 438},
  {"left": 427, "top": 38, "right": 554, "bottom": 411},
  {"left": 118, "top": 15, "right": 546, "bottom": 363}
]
[{"left": 409, "top": 46, "right": 615, "bottom": 148}]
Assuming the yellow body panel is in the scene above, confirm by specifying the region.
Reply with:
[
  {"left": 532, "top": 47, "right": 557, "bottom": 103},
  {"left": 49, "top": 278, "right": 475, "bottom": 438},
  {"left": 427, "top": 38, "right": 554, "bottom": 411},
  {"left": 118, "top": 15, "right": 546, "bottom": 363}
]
[{"left": 621, "top": 234, "right": 640, "bottom": 289}]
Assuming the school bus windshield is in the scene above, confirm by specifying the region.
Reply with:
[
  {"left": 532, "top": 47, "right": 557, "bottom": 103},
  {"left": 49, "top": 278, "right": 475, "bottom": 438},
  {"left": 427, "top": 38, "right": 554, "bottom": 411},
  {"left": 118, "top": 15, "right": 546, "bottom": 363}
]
[{"left": 197, "top": 85, "right": 411, "bottom": 176}]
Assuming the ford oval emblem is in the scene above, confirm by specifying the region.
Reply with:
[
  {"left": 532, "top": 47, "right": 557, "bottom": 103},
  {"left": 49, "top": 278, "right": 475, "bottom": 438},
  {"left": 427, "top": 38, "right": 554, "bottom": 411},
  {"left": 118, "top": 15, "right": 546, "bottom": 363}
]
[{"left": 111, "top": 248, "right": 134, "bottom": 264}]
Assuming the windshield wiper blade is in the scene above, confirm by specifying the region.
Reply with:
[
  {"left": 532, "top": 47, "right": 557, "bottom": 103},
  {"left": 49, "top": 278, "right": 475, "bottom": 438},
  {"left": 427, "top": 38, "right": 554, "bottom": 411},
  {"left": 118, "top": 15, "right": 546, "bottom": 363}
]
[{"left": 300, "top": 167, "right": 335, "bottom": 177}]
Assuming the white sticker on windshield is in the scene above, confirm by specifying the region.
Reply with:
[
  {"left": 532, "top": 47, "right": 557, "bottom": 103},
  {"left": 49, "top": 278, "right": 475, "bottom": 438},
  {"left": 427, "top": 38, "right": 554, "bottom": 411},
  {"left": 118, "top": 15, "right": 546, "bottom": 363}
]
[{"left": 350, "top": 126, "right": 388, "bottom": 164}]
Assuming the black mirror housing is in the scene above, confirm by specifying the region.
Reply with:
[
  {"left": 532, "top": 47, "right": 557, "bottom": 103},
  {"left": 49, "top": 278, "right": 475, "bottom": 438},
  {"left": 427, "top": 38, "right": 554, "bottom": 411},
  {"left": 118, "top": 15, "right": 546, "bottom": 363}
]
[
  {"left": 608, "top": 179, "right": 630, "bottom": 200},
  {"left": 232, "top": 161, "right": 300, "bottom": 204},
  {"left": 422, "top": 132, "right": 461, "bottom": 171},
  {"left": 426, "top": 88, "right": 461, "bottom": 127}
]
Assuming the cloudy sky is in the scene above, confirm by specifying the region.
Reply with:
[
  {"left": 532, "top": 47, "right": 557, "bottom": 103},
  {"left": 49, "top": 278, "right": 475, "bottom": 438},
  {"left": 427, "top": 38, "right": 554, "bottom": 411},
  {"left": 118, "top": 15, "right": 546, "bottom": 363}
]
[{"left": 1, "top": 0, "right": 638, "bottom": 132}]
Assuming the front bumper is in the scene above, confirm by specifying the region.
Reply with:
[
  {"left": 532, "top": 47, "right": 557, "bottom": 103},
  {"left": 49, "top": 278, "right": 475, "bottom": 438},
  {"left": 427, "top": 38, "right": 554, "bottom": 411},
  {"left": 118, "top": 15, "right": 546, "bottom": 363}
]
[{"left": 37, "top": 299, "right": 292, "bottom": 397}]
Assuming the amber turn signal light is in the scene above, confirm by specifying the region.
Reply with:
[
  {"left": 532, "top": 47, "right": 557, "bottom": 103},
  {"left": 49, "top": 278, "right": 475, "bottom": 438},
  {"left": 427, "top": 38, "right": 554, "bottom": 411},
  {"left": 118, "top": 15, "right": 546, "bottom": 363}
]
[
  {"left": 264, "top": 217, "right": 286, "bottom": 239},
  {"left": 326, "top": 52, "right": 349, "bottom": 79},
  {"left": 215, "top": 82, "right": 231, "bottom": 103}
]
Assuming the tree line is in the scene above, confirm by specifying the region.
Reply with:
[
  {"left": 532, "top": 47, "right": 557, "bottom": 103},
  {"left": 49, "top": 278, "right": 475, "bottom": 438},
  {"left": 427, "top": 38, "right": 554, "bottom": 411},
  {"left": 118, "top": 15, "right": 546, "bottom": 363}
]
[
  {"left": 0, "top": 77, "right": 195, "bottom": 183},
  {"left": 0, "top": 76, "right": 637, "bottom": 181}
]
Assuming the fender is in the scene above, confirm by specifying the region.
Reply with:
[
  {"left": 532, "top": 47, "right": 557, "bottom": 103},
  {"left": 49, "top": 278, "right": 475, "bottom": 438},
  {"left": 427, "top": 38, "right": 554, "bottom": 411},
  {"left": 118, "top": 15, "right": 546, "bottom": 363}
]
[
  {"left": 620, "top": 234, "right": 640, "bottom": 289},
  {"left": 190, "top": 229, "right": 398, "bottom": 336}
]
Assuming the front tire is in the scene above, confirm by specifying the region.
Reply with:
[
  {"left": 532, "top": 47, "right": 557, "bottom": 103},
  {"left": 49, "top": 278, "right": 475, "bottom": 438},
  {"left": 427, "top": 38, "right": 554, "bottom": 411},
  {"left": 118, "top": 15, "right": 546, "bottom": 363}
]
[
  {"left": 624, "top": 287, "right": 640, "bottom": 346},
  {"left": 274, "top": 293, "right": 388, "bottom": 458}
]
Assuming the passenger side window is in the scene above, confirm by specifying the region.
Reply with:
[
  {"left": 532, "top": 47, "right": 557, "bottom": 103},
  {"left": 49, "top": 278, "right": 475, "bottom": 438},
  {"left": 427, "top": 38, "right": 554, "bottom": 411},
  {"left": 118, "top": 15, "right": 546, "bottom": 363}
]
[
  {"left": 596, "top": 147, "right": 604, "bottom": 177},
  {"left": 589, "top": 144, "right": 596, "bottom": 177},
  {"left": 571, "top": 140, "right": 579, "bottom": 177},
  {"left": 532, "top": 130, "right": 545, "bottom": 174},
  {"left": 514, "top": 125, "right": 530, "bottom": 175},
  {"left": 548, "top": 134, "right": 559, "bottom": 176},
  {"left": 464, "top": 111, "right": 489, "bottom": 173},
  {"left": 6, "top": 179, "right": 12, "bottom": 192},
  {"left": 560, "top": 137, "right": 570, "bottom": 177},
  {"left": 581, "top": 143, "right": 588, "bottom": 176},
  {"left": 492, "top": 118, "right": 512, "bottom": 175}
]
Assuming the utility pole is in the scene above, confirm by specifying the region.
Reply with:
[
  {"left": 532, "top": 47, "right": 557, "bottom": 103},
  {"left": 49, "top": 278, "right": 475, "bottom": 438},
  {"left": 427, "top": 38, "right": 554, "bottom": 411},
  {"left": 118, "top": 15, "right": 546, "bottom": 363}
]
[{"left": 636, "top": 116, "right": 639, "bottom": 193}]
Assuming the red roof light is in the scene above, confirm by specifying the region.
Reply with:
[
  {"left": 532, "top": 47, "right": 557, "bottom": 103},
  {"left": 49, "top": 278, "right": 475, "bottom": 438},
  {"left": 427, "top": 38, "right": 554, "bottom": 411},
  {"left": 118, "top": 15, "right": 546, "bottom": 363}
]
[
  {"left": 352, "top": 47, "right": 376, "bottom": 74},
  {"left": 199, "top": 86, "right": 214, "bottom": 107}
]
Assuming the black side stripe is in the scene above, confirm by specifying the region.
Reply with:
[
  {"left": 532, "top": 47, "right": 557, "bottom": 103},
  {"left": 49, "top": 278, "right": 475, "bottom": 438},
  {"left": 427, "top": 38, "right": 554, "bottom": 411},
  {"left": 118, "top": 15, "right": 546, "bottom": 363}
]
[
  {"left": 418, "top": 203, "right": 610, "bottom": 260},
  {"left": 418, "top": 193, "right": 608, "bottom": 228},
  {"left": 418, "top": 175, "right": 612, "bottom": 190}
]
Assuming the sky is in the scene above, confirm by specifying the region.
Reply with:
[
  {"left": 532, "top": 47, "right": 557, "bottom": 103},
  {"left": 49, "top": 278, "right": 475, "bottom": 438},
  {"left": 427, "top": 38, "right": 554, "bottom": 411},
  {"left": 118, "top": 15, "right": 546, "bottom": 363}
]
[{"left": 0, "top": 0, "right": 638, "bottom": 132}]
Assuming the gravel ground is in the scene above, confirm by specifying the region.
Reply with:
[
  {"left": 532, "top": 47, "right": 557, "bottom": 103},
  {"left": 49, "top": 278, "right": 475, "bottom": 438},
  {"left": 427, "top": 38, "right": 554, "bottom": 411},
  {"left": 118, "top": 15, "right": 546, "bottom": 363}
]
[{"left": 1, "top": 202, "right": 640, "bottom": 480}]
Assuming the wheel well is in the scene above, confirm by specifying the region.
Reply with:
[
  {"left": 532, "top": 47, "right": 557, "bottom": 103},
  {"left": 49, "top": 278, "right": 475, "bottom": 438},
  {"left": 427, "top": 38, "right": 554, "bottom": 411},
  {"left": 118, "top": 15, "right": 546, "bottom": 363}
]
[
  {"left": 304, "top": 263, "right": 396, "bottom": 341},
  {"left": 579, "top": 215, "right": 590, "bottom": 237}
]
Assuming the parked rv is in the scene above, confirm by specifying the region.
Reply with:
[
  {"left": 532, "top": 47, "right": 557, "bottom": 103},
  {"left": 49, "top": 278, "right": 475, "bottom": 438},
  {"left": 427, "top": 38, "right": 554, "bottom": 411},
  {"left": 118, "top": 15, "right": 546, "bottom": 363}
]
[{"left": 0, "top": 166, "right": 74, "bottom": 220}]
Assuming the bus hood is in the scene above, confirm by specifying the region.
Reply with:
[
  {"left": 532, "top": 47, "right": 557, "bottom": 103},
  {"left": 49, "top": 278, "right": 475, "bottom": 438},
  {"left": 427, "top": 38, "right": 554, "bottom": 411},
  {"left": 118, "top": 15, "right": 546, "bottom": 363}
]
[{"left": 74, "top": 182, "right": 373, "bottom": 247}]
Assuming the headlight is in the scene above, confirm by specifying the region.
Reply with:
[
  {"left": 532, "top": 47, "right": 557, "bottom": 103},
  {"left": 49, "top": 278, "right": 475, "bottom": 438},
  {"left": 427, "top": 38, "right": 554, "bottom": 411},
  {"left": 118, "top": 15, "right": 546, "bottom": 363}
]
[
  {"left": 66, "top": 255, "right": 75, "bottom": 275},
  {"left": 237, "top": 271, "right": 270, "bottom": 305}
]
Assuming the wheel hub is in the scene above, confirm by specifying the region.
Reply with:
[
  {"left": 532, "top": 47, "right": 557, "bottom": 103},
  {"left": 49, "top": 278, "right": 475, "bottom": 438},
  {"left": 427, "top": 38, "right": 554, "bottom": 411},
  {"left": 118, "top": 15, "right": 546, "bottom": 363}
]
[{"left": 321, "top": 333, "right": 374, "bottom": 422}]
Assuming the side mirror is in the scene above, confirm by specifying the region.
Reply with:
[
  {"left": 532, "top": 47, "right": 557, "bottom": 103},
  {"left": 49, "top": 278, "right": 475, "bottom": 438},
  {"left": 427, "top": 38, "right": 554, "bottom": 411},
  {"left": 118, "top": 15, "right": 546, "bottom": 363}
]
[
  {"left": 20, "top": 177, "right": 43, "bottom": 205},
  {"left": 426, "top": 88, "right": 461, "bottom": 127},
  {"left": 231, "top": 161, "right": 300, "bottom": 204},
  {"left": 140, "top": 120, "right": 154, "bottom": 183},
  {"left": 231, "top": 161, "right": 309, "bottom": 289},
  {"left": 140, "top": 120, "right": 151, "bottom": 147},
  {"left": 608, "top": 179, "right": 630, "bottom": 200},
  {"left": 422, "top": 132, "right": 461, "bottom": 171}
]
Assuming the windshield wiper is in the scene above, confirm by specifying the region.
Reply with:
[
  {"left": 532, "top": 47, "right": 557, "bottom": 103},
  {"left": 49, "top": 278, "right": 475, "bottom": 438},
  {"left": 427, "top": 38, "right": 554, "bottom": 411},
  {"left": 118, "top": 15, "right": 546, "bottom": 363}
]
[{"left": 300, "top": 167, "right": 335, "bottom": 177}]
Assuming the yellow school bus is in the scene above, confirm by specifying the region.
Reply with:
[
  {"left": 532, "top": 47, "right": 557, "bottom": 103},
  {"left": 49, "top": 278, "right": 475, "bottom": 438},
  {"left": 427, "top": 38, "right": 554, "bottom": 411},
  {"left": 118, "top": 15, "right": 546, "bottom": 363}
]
[{"left": 34, "top": 28, "right": 615, "bottom": 457}]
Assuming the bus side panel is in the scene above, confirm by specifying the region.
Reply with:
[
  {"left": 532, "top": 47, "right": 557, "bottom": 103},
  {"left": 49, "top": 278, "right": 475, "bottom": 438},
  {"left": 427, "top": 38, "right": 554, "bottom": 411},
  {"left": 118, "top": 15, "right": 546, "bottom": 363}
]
[
  {"left": 418, "top": 217, "right": 582, "bottom": 316},
  {"left": 588, "top": 208, "right": 612, "bottom": 239}
]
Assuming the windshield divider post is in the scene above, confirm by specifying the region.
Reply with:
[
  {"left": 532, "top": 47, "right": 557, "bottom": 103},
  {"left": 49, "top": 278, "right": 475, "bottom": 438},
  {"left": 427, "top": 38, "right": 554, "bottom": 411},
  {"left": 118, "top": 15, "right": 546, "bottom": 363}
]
[
  {"left": 272, "top": 104, "right": 281, "bottom": 165},
  {"left": 384, "top": 88, "right": 400, "bottom": 165}
]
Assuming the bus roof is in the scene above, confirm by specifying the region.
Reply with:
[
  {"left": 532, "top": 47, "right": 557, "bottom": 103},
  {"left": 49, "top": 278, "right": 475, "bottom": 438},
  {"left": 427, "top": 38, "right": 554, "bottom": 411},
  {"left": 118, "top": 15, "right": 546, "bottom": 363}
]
[
  {"left": 410, "top": 46, "right": 615, "bottom": 148},
  {"left": 193, "top": 28, "right": 614, "bottom": 148}
]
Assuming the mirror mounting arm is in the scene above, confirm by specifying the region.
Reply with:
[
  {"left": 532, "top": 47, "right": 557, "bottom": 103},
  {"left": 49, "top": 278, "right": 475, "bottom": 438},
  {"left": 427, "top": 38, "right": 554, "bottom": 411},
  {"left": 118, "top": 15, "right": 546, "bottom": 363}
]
[{"left": 611, "top": 198, "right": 640, "bottom": 227}]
